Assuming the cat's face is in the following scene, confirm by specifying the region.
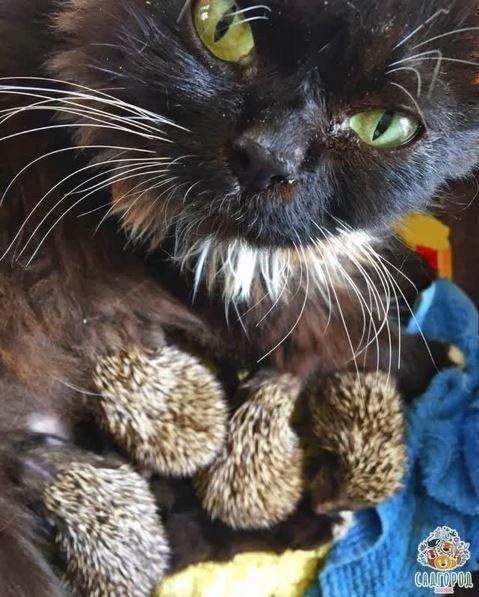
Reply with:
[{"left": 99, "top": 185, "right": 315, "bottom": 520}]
[{"left": 51, "top": 0, "right": 479, "bottom": 252}]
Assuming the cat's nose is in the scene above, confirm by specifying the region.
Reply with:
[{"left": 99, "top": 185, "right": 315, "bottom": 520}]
[{"left": 230, "top": 137, "right": 297, "bottom": 192}]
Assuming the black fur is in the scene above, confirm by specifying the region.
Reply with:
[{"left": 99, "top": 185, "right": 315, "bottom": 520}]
[
  {"left": 38, "top": 0, "right": 479, "bottom": 246},
  {"left": 0, "top": 1, "right": 477, "bottom": 594}
]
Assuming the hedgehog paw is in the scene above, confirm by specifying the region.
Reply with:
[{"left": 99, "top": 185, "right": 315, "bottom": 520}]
[
  {"left": 9, "top": 434, "right": 170, "bottom": 596},
  {"left": 94, "top": 345, "right": 228, "bottom": 477}
]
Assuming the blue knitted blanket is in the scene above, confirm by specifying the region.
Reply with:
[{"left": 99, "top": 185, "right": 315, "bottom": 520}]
[{"left": 307, "top": 280, "right": 479, "bottom": 596}]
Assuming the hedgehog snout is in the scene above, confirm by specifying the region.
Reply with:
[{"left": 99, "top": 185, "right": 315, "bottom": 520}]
[
  {"left": 309, "top": 457, "right": 347, "bottom": 515},
  {"left": 308, "top": 451, "right": 374, "bottom": 515}
]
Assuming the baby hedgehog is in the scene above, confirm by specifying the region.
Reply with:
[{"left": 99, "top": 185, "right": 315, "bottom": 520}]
[
  {"left": 93, "top": 345, "right": 228, "bottom": 477},
  {"left": 15, "top": 441, "right": 169, "bottom": 597},
  {"left": 306, "top": 371, "right": 407, "bottom": 514},
  {"left": 28, "top": 365, "right": 406, "bottom": 597},
  {"left": 197, "top": 370, "right": 406, "bottom": 529},
  {"left": 196, "top": 373, "right": 304, "bottom": 530}
]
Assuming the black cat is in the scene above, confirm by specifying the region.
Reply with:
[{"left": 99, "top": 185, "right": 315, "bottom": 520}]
[{"left": 0, "top": 0, "right": 477, "bottom": 594}]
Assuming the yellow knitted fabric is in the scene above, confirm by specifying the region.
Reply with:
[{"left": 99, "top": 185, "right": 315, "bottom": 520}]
[{"left": 155, "top": 547, "right": 329, "bottom": 597}]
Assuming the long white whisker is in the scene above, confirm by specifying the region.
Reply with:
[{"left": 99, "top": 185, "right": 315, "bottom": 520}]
[
  {"left": 0, "top": 92, "right": 168, "bottom": 137},
  {"left": 0, "top": 77, "right": 190, "bottom": 132},
  {"left": 390, "top": 55, "right": 479, "bottom": 71},
  {"left": 70, "top": 162, "right": 170, "bottom": 197},
  {"left": 68, "top": 159, "right": 170, "bottom": 196},
  {"left": 0, "top": 122, "right": 164, "bottom": 144},
  {"left": 393, "top": 8, "right": 451, "bottom": 50},
  {"left": 2, "top": 159, "right": 160, "bottom": 260},
  {"left": 368, "top": 245, "right": 436, "bottom": 370},
  {"left": 16, "top": 164, "right": 170, "bottom": 261},
  {"left": 410, "top": 27, "right": 479, "bottom": 51},
  {"left": 225, "top": 5, "right": 272, "bottom": 17},
  {"left": 258, "top": 239, "right": 309, "bottom": 363},
  {"left": 388, "top": 82, "right": 426, "bottom": 124},
  {"left": 95, "top": 175, "right": 171, "bottom": 235},
  {"left": 0, "top": 144, "right": 154, "bottom": 206},
  {"left": 385, "top": 66, "right": 423, "bottom": 98},
  {"left": 389, "top": 49, "right": 445, "bottom": 68}
]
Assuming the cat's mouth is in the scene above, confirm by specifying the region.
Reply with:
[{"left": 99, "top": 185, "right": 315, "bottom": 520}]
[
  {"left": 111, "top": 174, "right": 322, "bottom": 252},
  {"left": 111, "top": 175, "right": 375, "bottom": 305}
]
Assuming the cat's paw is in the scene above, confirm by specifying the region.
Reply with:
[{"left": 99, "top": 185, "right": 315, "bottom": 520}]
[
  {"left": 330, "top": 511, "right": 355, "bottom": 543},
  {"left": 9, "top": 434, "right": 169, "bottom": 597},
  {"left": 447, "top": 344, "right": 466, "bottom": 369},
  {"left": 397, "top": 339, "right": 466, "bottom": 401},
  {"left": 93, "top": 345, "right": 228, "bottom": 477}
]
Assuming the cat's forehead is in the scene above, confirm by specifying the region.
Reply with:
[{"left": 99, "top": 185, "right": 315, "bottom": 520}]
[
  {"left": 267, "top": 0, "right": 467, "bottom": 23},
  {"left": 264, "top": 0, "right": 473, "bottom": 46},
  {"left": 252, "top": 0, "right": 476, "bottom": 89}
]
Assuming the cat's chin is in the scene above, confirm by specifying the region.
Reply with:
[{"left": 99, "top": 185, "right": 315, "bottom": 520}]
[{"left": 170, "top": 229, "right": 376, "bottom": 307}]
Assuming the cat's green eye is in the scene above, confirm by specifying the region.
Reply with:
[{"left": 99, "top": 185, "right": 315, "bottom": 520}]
[
  {"left": 193, "top": 0, "right": 255, "bottom": 62},
  {"left": 347, "top": 109, "right": 421, "bottom": 149}
]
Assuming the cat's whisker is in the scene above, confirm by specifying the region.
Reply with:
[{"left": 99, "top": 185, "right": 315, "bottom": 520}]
[
  {"left": 388, "top": 49, "right": 446, "bottom": 69},
  {"left": 314, "top": 227, "right": 383, "bottom": 366},
  {"left": 101, "top": 174, "right": 175, "bottom": 237},
  {"left": 0, "top": 90, "right": 161, "bottom": 135},
  {"left": 92, "top": 165, "right": 176, "bottom": 222},
  {"left": 231, "top": 16, "right": 270, "bottom": 28},
  {"left": 321, "top": 243, "right": 363, "bottom": 388},
  {"left": 87, "top": 171, "right": 176, "bottom": 239},
  {"left": 25, "top": 167, "right": 173, "bottom": 265},
  {"left": 71, "top": 163, "right": 171, "bottom": 197},
  {"left": 332, "top": 242, "right": 385, "bottom": 359},
  {"left": 397, "top": 56, "right": 479, "bottom": 71},
  {"left": 182, "top": 181, "right": 202, "bottom": 204},
  {"left": 353, "top": 244, "right": 395, "bottom": 382},
  {"left": 366, "top": 245, "right": 436, "bottom": 373},
  {"left": 0, "top": 121, "right": 165, "bottom": 146},
  {"left": 254, "top": 279, "right": 288, "bottom": 327},
  {"left": 25, "top": 188, "right": 111, "bottom": 266},
  {"left": 1, "top": 157, "right": 163, "bottom": 261},
  {"left": 331, "top": 259, "right": 371, "bottom": 356},
  {"left": 309, "top": 235, "right": 333, "bottom": 331},
  {"left": 124, "top": 175, "right": 184, "bottom": 245},
  {"left": 0, "top": 144, "right": 155, "bottom": 206},
  {"left": 17, "top": 165, "right": 171, "bottom": 262},
  {"left": 258, "top": 239, "right": 309, "bottom": 362},
  {"left": 0, "top": 92, "right": 167, "bottom": 138},
  {"left": 410, "top": 27, "right": 479, "bottom": 52},
  {"left": 225, "top": 5, "right": 272, "bottom": 18},
  {"left": 77, "top": 201, "right": 112, "bottom": 219},
  {"left": 320, "top": 221, "right": 384, "bottom": 316},
  {"left": 393, "top": 7, "right": 451, "bottom": 50},
  {"left": 366, "top": 256, "right": 402, "bottom": 380},
  {"left": 370, "top": 248, "right": 418, "bottom": 294},
  {"left": 177, "top": 0, "right": 193, "bottom": 24},
  {"left": 233, "top": 301, "right": 250, "bottom": 339},
  {"left": 427, "top": 50, "right": 444, "bottom": 97},
  {"left": 0, "top": 77, "right": 190, "bottom": 132},
  {"left": 374, "top": 249, "right": 401, "bottom": 372},
  {"left": 385, "top": 66, "right": 423, "bottom": 98},
  {"left": 88, "top": 65, "right": 128, "bottom": 81},
  {"left": 388, "top": 82, "right": 426, "bottom": 125},
  {"left": 6, "top": 104, "right": 170, "bottom": 143},
  {"left": 321, "top": 218, "right": 394, "bottom": 376}
]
